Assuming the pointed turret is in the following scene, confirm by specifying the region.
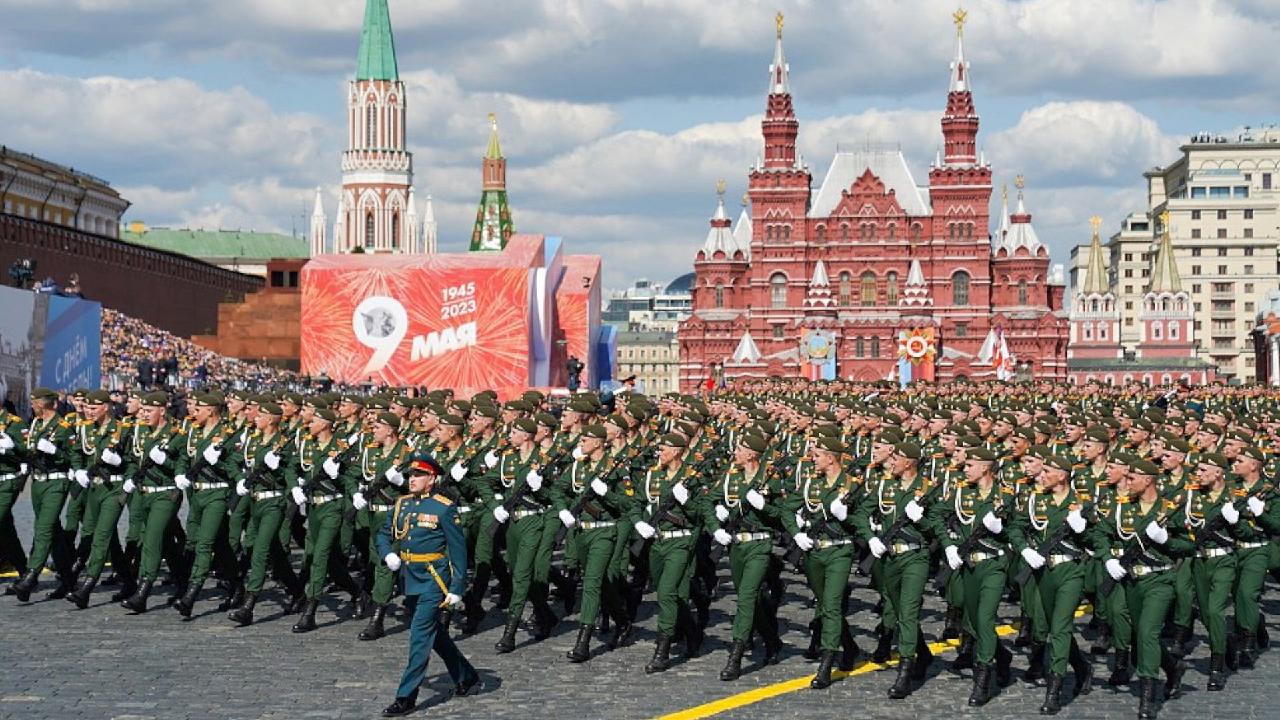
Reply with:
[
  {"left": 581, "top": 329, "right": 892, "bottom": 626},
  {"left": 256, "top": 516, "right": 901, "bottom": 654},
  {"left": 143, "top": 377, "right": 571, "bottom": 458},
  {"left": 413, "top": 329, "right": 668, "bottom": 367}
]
[
  {"left": 731, "top": 330, "right": 763, "bottom": 364},
  {"left": 332, "top": 193, "right": 346, "bottom": 252},
  {"left": 940, "top": 7, "right": 979, "bottom": 166},
  {"left": 769, "top": 11, "right": 789, "bottom": 94},
  {"left": 405, "top": 188, "right": 421, "bottom": 254},
  {"left": 1005, "top": 176, "right": 1044, "bottom": 254},
  {"left": 899, "top": 259, "right": 933, "bottom": 308},
  {"left": 1150, "top": 212, "right": 1182, "bottom": 293},
  {"left": 995, "top": 183, "right": 1010, "bottom": 251},
  {"left": 949, "top": 8, "right": 970, "bottom": 92},
  {"left": 471, "top": 113, "right": 514, "bottom": 251},
  {"left": 803, "top": 260, "right": 836, "bottom": 310},
  {"left": 423, "top": 193, "right": 438, "bottom": 254},
  {"left": 309, "top": 187, "right": 326, "bottom": 256},
  {"left": 732, "top": 193, "right": 752, "bottom": 259},
  {"left": 761, "top": 12, "right": 799, "bottom": 170},
  {"left": 1082, "top": 215, "right": 1110, "bottom": 295},
  {"left": 699, "top": 182, "right": 737, "bottom": 258},
  {"left": 356, "top": 0, "right": 399, "bottom": 81}
]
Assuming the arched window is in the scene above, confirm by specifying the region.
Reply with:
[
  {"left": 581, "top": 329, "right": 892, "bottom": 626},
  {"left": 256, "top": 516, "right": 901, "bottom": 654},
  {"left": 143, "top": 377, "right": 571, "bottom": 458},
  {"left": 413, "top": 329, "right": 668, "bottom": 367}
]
[
  {"left": 911, "top": 224, "right": 922, "bottom": 241},
  {"left": 854, "top": 337, "right": 865, "bottom": 357},
  {"left": 887, "top": 224, "right": 896, "bottom": 240},
  {"left": 815, "top": 226, "right": 825, "bottom": 242},
  {"left": 841, "top": 224, "right": 850, "bottom": 240},
  {"left": 860, "top": 271, "right": 877, "bottom": 306},
  {"left": 870, "top": 336, "right": 880, "bottom": 357},
  {"left": 1017, "top": 279, "right": 1028, "bottom": 305},
  {"left": 838, "top": 271, "right": 852, "bottom": 306},
  {"left": 1152, "top": 322, "right": 1163, "bottom": 340},
  {"left": 765, "top": 226, "right": 774, "bottom": 241},
  {"left": 782, "top": 225, "right": 791, "bottom": 240},
  {"left": 366, "top": 104, "right": 377, "bottom": 147},
  {"left": 952, "top": 271, "right": 970, "bottom": 306},
  {"left": 364, "top": 212, "right": 375, "bottom": 249},
  {"left": 1169, "top": 322, "right": 1179, "bottom": 340},
  {"left": 770, "top": 273, "right": 787, "bottom": 308},
  {"left": 714, "top": 283, "right": 724, "bottom": 308},
  {"left": 886, "top": 271, "right": 899, "bottom": 304},
  {"left": 390, "top": 213, "right": 400, "bottom": 250}
]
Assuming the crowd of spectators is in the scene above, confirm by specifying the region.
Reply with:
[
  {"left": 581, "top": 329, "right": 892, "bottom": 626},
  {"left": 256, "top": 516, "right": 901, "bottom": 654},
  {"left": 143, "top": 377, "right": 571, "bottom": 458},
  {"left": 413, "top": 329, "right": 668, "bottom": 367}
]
[{"left": 101, "top": 308, "right": 296, "bottom": 391}]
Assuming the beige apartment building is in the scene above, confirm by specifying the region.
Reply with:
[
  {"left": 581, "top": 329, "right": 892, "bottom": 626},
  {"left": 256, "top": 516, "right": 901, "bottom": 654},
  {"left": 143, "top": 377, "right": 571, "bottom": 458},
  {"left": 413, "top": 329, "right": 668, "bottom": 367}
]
[
  {"left": 1072, "top": 128, "right": 1280, "bottom": 382},
  {"left": 615, "top": 330, "right": 681, "bottom": 395}
]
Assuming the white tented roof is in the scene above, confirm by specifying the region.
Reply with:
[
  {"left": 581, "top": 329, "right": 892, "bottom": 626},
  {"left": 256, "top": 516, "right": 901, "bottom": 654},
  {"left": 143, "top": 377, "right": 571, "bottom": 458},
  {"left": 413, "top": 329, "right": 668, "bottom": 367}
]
[{"left": 810, "top": 149, "right": 931, "bottom": 218}]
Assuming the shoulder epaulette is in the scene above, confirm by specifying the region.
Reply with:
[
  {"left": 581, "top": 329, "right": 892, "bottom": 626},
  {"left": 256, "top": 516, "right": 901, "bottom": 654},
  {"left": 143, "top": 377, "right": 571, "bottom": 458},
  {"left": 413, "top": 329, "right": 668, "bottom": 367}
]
[
  {"left": 58, "top": 419, "right": 71, "bottom": 429},
  {"left": 432, "top": 493, "right": 454, "bottom": 506}
]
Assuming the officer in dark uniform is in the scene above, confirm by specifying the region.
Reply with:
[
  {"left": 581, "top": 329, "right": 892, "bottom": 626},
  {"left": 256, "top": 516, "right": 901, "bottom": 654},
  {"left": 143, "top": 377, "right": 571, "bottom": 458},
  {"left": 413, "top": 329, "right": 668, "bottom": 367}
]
[{"left": 377, "top": 451, "right": 480, "bottom": 717}]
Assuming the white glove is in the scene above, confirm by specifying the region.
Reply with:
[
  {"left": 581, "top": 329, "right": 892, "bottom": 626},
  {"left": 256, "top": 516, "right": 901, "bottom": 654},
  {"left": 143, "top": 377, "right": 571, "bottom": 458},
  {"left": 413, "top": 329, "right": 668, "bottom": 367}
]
[
  {"left": 1221, "top": 503, "right": 1240, "bottom": 525},
  {"left": 450, "top": 462, "right": 467, "bottom": 480},
  {"left": 263, "top": 451, "right": 280, "bottom": 470},
  {"left": 1021, "top": 547, "right": 1046, "bottom": 569},
  {"left": 830, "top": 497, "right": 848, "bottom": 521},
  {"left": 384, "top": 553, "right": 402, "bottom": 571},
  {"left": 148, "top": 446, "right": 167, "bottom": 465},
  {"left": 559, "top": 509, "right": 577, "bottom": 528},
  {"left": 572, "top": 446, "right": 585, "bottom": 461},
  {"left": 1248, "top": 496, "right": 1266, "bottom": 517},
  {"left": 869, "top": 537, "right": 887, "bottom": 558},
  {"left": 291, "top": 487, "right": 307, "bottom": 506},
  {"left": 352, "top": 492, "right": 368, "bottom": 510},
  {"left": 1066, "top": 509, "right": 1086, "bottom": 534},
  {"left": 715, "top": 504, "right": 729, "bottom": 522},
  {"left": 175, "top": 474, "right": 190, "bottom": 491},
  {"left": 203, "top": 445, "right": 221, "bottom": 464},
  {"left": 0, "top": 434, "right": 13, "bottom": 451},
  {"left": 19, "top": 463, "right": 27, "bottom": 475},
  {"left": 635, "top": 520, "right": 655, "bottom": 539},
  {"left": 526, "top": 469, "right": 543, "bottom": 492},
  {"left": 123, "top": 479, "right": 137, "bottom": 494},
  {"left": 1105, "top": 558, "right": 1126, "bottom": 581},
  {"left": 323, "top": 457, "right": 340, "bottom": 479},
  {"left": 493, "top": 505, "right": 510, "bottom": 523},
  {"left": 905, "top": 499, "right": 923, "bottom": 523},
  {"left": 1144, "top": 521, "right": 1169, "bottom": 545},
  {"left": 945, "top": 544, "right": 963, "bottom": 570},
  {"left": 348, "top": 433, "right": 360, "bottom": 445},
  {"left": 746, "top": 489, "right": 765, "bottom": 510},
  {"left": 235, "top": 480, "right": 248, "bottom": 496},
  {"left": 74, "top": 469, "right": 90, "bottom": 488},
  {"left": 793, "top": 532, "right": 814, "bottom": 551},
  {"left": 37, "top": 438, "right": 57, "bottom": 454},
  {"left": 713, "top": 528, "right": 732, "bottom": 546},
  {"left": 672, "top": 482, "right": 690, "bottom": 505},
  {"left": 484, "top": 450, "right": 499, "bottom": 468},
  {"left": 444, "top": 592, "right": 463, "bottom": 608},
  {"left": 982, "top": 512, "right": 1003, "bottom": 534},
  {"left": 101, "top": 448, "right": 122, "bottom": 466},
  {"left": 384, "top": 468, "right": 405, "bottom": 487},
  {"left": 591, "top": 478, "right": 608, "bottom": 496}
]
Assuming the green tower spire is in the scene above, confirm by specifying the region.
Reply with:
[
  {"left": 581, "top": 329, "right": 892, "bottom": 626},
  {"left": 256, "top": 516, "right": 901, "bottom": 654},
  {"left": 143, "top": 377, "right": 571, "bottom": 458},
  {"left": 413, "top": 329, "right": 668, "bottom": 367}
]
[
  {"left": 471, "top": 113, "right": 514, "bottom": 251},
  {"left": 356, "top": 0, "right": 399, "bottom": 81}
]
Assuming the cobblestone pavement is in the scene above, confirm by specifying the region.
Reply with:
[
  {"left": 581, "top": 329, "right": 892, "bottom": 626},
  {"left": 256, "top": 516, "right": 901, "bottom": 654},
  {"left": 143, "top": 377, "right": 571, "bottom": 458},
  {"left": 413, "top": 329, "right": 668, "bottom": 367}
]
[{"left": 4, "top": 495, "right": 1280, "bottom": 720}]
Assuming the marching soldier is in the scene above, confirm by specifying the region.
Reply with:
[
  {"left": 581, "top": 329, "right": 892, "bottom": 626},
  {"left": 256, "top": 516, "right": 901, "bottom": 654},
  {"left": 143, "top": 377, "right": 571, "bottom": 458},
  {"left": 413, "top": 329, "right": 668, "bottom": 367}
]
[
  {"left": 66, "top": 391, "right": 130, "bottom": 608},
  {"left": 11, "top": 387, "right": 77, "bottom": 602}
]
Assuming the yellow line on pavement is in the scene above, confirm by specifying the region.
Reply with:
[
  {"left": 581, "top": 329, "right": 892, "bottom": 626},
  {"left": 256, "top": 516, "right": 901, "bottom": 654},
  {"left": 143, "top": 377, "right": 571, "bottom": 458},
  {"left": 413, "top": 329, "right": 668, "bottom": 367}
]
[{"left": 656, "top": 605, "right": 1092, "bottom": 720}]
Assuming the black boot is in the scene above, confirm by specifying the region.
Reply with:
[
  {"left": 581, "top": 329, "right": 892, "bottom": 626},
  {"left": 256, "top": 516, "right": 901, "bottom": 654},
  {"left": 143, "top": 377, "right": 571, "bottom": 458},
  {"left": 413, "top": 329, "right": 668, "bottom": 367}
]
[
  {"left": 1169, "top": 624, "right": 1192, "bottom": 657},
  {"left": 1256, "top": 615, "right": 1269, "bottom": 650},
  {"left": 1090, "top": 623, "right": 1112, "bottom": 655},
  {"left": 462, "top": 592, "right": 485, "bottom": 634},
  {"left": 70, "top": 574, "right": 98, "bottom": 610},
  {"left": 1161, "top": 649, "right": 1186, "bottom": 700},
  {"left": 228, "top": 593, "right": 257, "bottom": 626},
  {"left": 1206, "top": 653, "right": 1227, "bottom": 691},
  {"left": 995, "top": 642, "right": 1013, "bottom": 687},
  {"left": 678, "top": 602, "right": 704, "bottom": 658},
  {"left": 952, "top": 634, "right": 975, "bottom": 672},
  {"left": 757, "top": 612, "right": 783, "bottom": 666},
  {"left": 110, "top": 571, "right": 138, "bottom": 603},
  {"left": 1106, "top": 648, "right": 1131, "bottom": 686},
  {"left": 532, "top": 601, "right": 557, "bottom": 641},
  {"left": 11, "top": 569, "right": 38, "bottom": 602},
  {"left": 1239, "top": 629, "right": 1257, "bottom": 668},
  {"left": 353, "top": 590, "right": 371, "bottom": 619},
  {"left": 566, "top": 624, "right": 593, "bottom": 663},
  {"left": 1015, "top": 613, "right": 1032, "bottom": 648},
  {"left": 839, "top": 623, "right": 860, "bottom": 671},
  {"left": 804, "top": 619, "right": 821, "bottom": 660},
  {"left": 1137, "top": 677, "right": 1158, "bottom": 719},
  {"left": 46, "top": 574, "right": 74, "bottom": 600},
  {"left": 176, "top": 580, "right": 203, "bottom": 619},
  {"left": 292, "top": 599, "right": 319, "bottom": 633},
  {"left": 493, "top": 614, "right": 519, "bottom": 654},
  {"left": 1069, "top": 638, "right": 1093, "bottom": 696},
  {"left": 381, "top": 689, "right": 418, "bottom": 717},
  {"left": 120, "top": 578, "right": 154, "bottom": 613},
  {"left": 1225, "top": 632, "right": 1239, "bottom": 670},
  {"left": 872, "top": 626, "right": 894, "bottom": 663},
  {"left": 911, "top": 634, "right": 933, "bottom": 680},
  {"left": 810, "top": 650, "right": 836, "bottom": 689},
  {"left": 887, "top": 657, "right": 915, "bottom": 699},
  {"left": 1025, "top": 640, "right": 1047, "bottom": 683},
  {"left": 1039, "top": 672, "right": 1063, "bottom": 715},
  {"left": 645, "top": 632, "right": 673, "bottom": 674},
  {"left": 968, "top": 662, "right": 991, "bottom": 707},
  {"left": 358, "top": 604, "right": 388, "bottom": 641},
  {"left": 719, "top": 640, "right": 746, "bottom": 681},
  {"left": 942, "top": 605, "right": 963, "bottom": 640}
]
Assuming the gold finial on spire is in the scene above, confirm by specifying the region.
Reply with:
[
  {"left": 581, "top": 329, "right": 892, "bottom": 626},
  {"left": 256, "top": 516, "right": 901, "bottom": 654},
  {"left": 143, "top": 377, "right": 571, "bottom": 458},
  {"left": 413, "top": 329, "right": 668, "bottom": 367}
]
[
  {"left": 1158, "top": 209, "right": 1171, "bottom": 234},
  {"left": 776, "top": 11, "right": 784, "bottom": 39},
  {"left": 1014, "top": 174, "right": 1025, "bottom": 190},
  {"left": 1001, "top": 184, "right": 1008, "bottom": 202},
  {"left": 741, "top": 192, "right": 749, "bottom": 207},
  {"left": 953, "top": 6, "right": 968, "bottom": 36},
  {"left": 488, "top": 112, "right": 497, "bottom": 129},
  {"left": 716, "top": 179, "right": 727, "bottom": 197},
  {"left": 1089, "top": 215, "right": 1102, "bottom": 235}
]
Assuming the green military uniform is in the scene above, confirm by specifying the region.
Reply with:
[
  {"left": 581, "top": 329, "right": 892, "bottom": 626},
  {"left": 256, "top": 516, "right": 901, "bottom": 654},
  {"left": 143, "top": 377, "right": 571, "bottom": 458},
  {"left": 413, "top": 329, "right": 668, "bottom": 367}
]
[
  {"left": 120, "top": 393, "right": 187, "bottom": 612},
  {"left": 173, "top": 404, "right": 239, "bottom": 614},
  {"left": 0, "top": 411, "right": 29, "bottom": 583},
  {"left": 13, "top": 391, "right": 77, "bottom": 600},
  {"left": 68, "top": 397, "right": 130, "bottom": 608}
]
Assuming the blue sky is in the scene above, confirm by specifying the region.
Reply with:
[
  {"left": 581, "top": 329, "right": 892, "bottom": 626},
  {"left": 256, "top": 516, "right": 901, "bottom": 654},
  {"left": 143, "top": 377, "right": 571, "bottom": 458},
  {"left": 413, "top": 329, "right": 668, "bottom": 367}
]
[{"left": 2, "top": 0, "right": 1278, "bottom": 290}]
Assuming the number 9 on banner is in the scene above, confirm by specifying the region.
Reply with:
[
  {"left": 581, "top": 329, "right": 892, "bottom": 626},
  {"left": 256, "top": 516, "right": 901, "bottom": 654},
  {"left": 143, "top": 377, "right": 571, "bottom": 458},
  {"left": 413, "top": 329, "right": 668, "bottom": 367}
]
[{"left": 353, "top": 296, "right": 408, "bottom": 375}]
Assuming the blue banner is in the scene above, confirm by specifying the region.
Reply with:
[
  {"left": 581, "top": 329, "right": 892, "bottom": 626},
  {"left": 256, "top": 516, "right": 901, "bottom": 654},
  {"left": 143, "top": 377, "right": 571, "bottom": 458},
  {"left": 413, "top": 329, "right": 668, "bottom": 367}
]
[{"left": 39, "top": 295, "right": 101, "bottom": 391}]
